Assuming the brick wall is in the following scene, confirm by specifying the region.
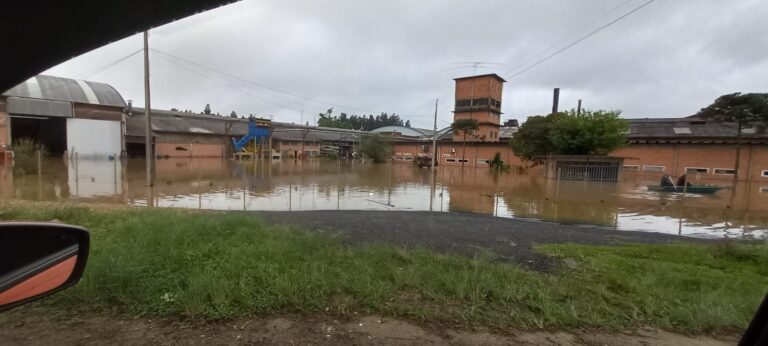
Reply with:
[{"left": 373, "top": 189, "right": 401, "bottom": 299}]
[
  {"left": 612, "top": 143, "right": 768, "bottom": 181},
  {"left": 392, "top": 142, "right": 523, "bottom": 167},
  {"left": 394, "top": 141, "right": 768, "bottom": 181},
  {"left": 276, "top": 140, "right": 320, "bottom": 157},
  {"left": 155, "top": 143, "right": 224, "bottom": 158},
  {"left": 455, "top": 75, "right": 503, "bottom": 101}
]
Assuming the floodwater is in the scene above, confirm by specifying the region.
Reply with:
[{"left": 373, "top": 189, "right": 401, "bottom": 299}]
[{"left": 2, "top": 158, "right": 767, "bottom": 239}]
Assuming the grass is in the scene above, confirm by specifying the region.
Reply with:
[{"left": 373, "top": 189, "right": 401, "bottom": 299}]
[{"left": 1, "top": 204, "right": 766, "bottom": 332}]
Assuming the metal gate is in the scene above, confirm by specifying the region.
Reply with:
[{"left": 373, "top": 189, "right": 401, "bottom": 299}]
[{"left": 556, "top": 161, "right": 620, "bottom": 182}]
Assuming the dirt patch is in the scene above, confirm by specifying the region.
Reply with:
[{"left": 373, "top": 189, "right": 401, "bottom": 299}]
[{"left": 0, "top": 307, "right": 738, "bottom": 346}]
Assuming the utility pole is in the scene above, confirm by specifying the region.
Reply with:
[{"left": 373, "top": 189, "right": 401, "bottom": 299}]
[
  {"left": 551, "top": 88, "right": 560, "bottom": 114},
  {"left": 577, "top": 99, "right": 582, "bottom": 115},
  {"left": 300, "top": 106, "right": 304, "bottom": 159},
  {"left": 431, "top": 98, "right": 438, "bottom": 171},
  {"left": 143, "top": 30, "right": 154, "bottom": 187}
]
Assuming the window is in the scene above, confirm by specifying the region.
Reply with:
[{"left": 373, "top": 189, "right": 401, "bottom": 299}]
[
  {"left": 643, "top": 165, "right": 665, "bottom": 172},
  {"left": 175, "top": 146, "right": 188, "bottom": 151},
  {"left": 477, "top": 159, "right": 490, "bottom": 165},
  {"left": 673, "top": 127, "right": 691, "bottom": 134},
  {"left": 623, "top": 165, "right": 640, "bottom": 172},
  {"left": 762, "top": 170, "right": 768, "bottom": 178},
  {"left": 403, "top": 156, "right": 414, "bottom": 161},
  {"left": 446, "top": 158, "right": 456, "bottom": 163},
  {"left": 713, "top": 168, "right": 735, "bottom": 175},
  {"left": 685, "top": 167, "right": 709, "bottom": 174},
  {"left": 760, "top": 186, "right": 768, "bottom": 193}
]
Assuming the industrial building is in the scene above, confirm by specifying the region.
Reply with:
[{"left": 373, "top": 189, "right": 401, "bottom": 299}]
[
  {"left": 0, "top": 75, "right": 126, "bottom": 159},
  {"left": 125, "top": 108, "right": 365, "bottom": 159},
  {"left": 385, "top": 73, "right": 768, "bottom": 181}
]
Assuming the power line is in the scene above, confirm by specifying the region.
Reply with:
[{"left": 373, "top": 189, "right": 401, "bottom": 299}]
[
  {"left": 506, "top": 0, "right": 655, "bottom": 80},
  {"left": 153, "top": 52, "right": 318, "bottom": 115},
  {"left": 152, "top": 48, "right": 435, "bottom": 121},
  {"left": 150, "top": 48, "right": 377, "bottom": 114},
  {"left": 74, "top": 49, "right": 143, "bottom": 79},
  {"left": 505, "top": 0, "right": 634, "bottom": 75}
]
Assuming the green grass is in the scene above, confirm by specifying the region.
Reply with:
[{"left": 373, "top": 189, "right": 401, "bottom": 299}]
[{"left": 1, "top": 204, "right": 766, "bottom": 332}]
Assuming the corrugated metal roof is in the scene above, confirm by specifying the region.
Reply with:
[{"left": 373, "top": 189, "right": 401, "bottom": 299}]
[
  {"left": 626, "top": 118, "right": 767, "bottom": 140},
  {"left": 3, "top": 75, "right": 126, "bottom": 108},
  {"left": 370, "top": 126, "right": 434, "bottom": 137},
  {"left": 126, "top": 108, "right": 365, "bottom": 143}
]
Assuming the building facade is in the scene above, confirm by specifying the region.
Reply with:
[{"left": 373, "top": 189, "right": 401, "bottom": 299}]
[
  {"left": 125, "top": 108, "right": 364, "bottom": 159},
  {"left": 613, "top": 117, "right": 768, "bottom": 182},
  {"left": 452, "top": 74, "right": 505, "bottom": 142},
  {"left": 0, "top": 75, "right": 126, "bottom": 160}
]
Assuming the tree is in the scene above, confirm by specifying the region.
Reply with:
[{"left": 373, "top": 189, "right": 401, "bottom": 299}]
[
  {"left": 316, "top": 111, "right": 412, "bottom": 131},
  {"left": 359, "top": 134, "right": 391, "bottom": 163},
  {"left": 695, "top": 93, "right": 768, "bottom": 181},
  {"left": 451, "top": 118, "right": 479, "bottom": 167},
  {"left": 549, "top": 109, "right": 627, "bottom": 155},
  {"left": 405, "top": 120, "right": 411, "bottom": 128},
  {"left": 204, "top": 104, "right": 211, "bottom": 115},
  {"left": 229, "top": 110, "right": 238, "bottom": 118},
  {"left": 509, "top": 114, "right": 560, "bottom": 162},
  {"left": 510, "top": 109, "right": 627, "bottom": 163}
]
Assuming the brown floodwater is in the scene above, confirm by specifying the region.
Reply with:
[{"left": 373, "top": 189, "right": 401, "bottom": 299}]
[{"left": 2, "top": 158, "right": 767, "bottom": 239}]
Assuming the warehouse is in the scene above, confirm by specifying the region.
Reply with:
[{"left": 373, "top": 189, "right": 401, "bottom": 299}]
[
  {"left": 126, "top": 108, "right": 364, "bottom": 159},
  {"left": 0, "top": 75, "right": 126, "bottom": 159}
]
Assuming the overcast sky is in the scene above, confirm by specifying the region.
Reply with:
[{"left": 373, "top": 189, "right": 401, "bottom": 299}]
[{"left": 44, "top": 0, "right": 767, "bottom": 129}]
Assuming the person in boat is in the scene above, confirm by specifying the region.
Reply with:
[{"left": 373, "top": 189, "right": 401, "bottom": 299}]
[
  {"left": 676, "top": 173, "right": 692, "bottom": 187},
  {"left": 660, "top": 174, "right": 674, "bottom": 187}
]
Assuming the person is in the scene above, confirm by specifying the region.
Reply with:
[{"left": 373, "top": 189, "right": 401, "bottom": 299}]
[
  {"left": 660, "top": 174, "right": 674, "bottom": 187},
  {"left": 676, "top": 173, "right": 691, "bottom": 187}
]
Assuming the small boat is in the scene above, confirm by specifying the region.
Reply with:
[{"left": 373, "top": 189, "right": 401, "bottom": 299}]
[{"left": 646, "top": 185, "right": 723, "bottom": 194}]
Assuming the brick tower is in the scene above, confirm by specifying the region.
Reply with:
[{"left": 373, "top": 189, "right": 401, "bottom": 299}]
[{"left": 452, "top": 74, "right": 505, "bottom": 142}]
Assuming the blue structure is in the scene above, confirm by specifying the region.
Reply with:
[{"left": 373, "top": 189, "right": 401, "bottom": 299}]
[{"left": 232, "top": 118, "right": 270, "bottom": 152}]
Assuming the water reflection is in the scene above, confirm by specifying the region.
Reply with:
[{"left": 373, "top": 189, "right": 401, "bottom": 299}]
[{"left": 2, "top": 158, "right": 767, "bottom": 239}]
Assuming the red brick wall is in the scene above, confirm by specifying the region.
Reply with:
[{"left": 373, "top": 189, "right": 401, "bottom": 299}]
[
  {"left": 392, "top": 142, "right": 523, "bottom": 167},
  {"left": 394, "top": 141, "right": 768, "bottom": 181},
  {"left": 455, "top": 75, "right": 503, "bottom": 101},
  {"left": 276, "top": 140, "right": 320, "bottom": 157},
  {"left": 611, "top": 143, "right": 768, "bottom": 181},
  {"left": 155, "top": 143, "right": 224, "bottom": 158}
]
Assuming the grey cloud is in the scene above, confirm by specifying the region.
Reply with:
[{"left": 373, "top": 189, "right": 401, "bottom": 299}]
[{"left": 44, "top": 0, "right": 768, "bottom": 128}]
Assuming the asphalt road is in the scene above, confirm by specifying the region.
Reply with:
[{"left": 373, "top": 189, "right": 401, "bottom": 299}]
[{"left": 251, "top": 210, "right": 705, "bottom": 271}]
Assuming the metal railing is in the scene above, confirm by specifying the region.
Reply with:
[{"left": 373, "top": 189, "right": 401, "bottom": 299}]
[{"left": 556, "top": 162, "right": 620, "bottom": 182}]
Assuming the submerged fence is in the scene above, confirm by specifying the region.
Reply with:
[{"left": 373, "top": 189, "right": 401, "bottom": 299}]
[{"left": 555, "top": 161, "right": 620, "bottom": 182}]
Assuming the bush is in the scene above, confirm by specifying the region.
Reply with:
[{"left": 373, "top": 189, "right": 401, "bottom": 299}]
[
  {"left": 511, "top": 109, "right": 628, "bottom": 161},
  {"left": 12, "top": 138, "right": 47, "bottom": 175},
  {"left": 359, "top": 134, "right": 391, "bottom": 163},
  {"left": 490, "top": 152, "right": 507, "bottom": 171}
]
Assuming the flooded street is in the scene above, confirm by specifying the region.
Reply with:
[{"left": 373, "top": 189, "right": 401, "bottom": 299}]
[{"left": 2, "top": 158, "right": 767, "bottom": 239}]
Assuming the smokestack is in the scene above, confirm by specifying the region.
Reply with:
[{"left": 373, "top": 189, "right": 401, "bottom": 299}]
[{"left": 551, "top": 88, "right": 560, "bottom": 114}]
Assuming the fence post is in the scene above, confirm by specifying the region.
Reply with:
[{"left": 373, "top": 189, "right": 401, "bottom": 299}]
[{"left": 36, "top": 150, "right": 42, "bottom": 176}]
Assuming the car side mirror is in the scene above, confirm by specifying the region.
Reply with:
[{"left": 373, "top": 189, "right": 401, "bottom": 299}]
[{"left": 0, "top": 223, "right": 90, "bottom": 312}]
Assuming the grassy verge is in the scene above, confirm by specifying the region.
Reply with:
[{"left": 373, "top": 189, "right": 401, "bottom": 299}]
[{"left": 1, "top": 204, "right": 766, "bottom": 332}]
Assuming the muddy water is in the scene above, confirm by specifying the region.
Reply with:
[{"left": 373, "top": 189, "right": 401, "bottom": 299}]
[{"left": 2, "top": 158, "right": 767, "bottom": 239}]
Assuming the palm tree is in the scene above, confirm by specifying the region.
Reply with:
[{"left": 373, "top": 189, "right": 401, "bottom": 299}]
[{"left": 451, "top": 119, "right": 479, "bottom": 167}]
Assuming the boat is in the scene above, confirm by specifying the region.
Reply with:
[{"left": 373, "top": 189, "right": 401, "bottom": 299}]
[{"left": 646, "top": 185, "right": 723, "bottom": 194}]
